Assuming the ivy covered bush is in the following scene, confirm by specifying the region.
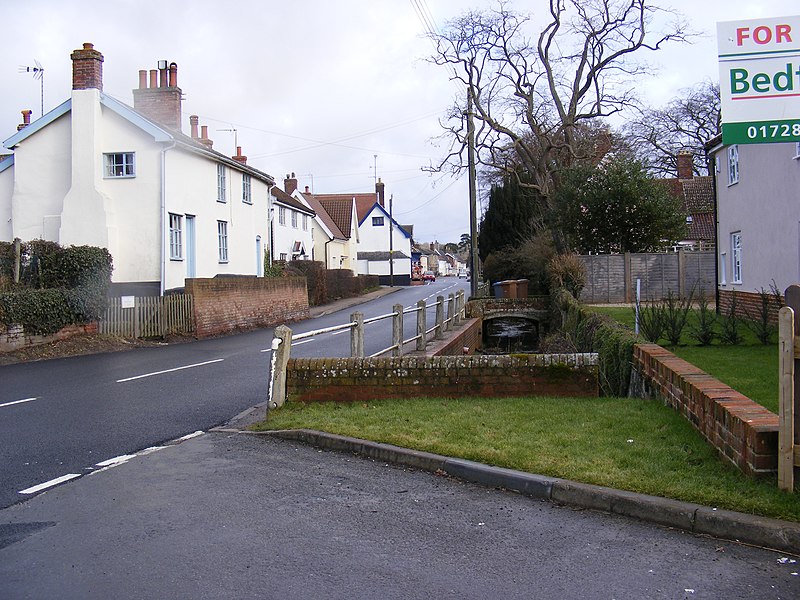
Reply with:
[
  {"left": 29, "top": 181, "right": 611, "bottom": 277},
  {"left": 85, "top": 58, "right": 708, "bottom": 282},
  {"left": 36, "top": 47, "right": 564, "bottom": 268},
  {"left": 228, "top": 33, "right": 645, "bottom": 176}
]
[{"left": 0, "top": 240, "right": 113, "bottom": 335}]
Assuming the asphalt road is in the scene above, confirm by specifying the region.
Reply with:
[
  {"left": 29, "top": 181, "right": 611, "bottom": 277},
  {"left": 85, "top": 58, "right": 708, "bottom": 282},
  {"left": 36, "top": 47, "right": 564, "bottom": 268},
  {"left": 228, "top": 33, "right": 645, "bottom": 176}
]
[
  {"left": 1, "top": 432, "right": 797, "bottom": 599},
  {"left": 0, "top": 279, "right": 468, "bottom": 510}
]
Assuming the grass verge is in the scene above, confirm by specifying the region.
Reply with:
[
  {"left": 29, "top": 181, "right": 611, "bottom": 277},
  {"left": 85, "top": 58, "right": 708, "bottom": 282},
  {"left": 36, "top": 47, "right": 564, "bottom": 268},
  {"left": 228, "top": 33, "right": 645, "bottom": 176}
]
[
  {"left": 588, "top": 305, "right": 778, "bottom": 413},
  {"left": 253, "top": 395, "right": 800, "bottom": 522}
]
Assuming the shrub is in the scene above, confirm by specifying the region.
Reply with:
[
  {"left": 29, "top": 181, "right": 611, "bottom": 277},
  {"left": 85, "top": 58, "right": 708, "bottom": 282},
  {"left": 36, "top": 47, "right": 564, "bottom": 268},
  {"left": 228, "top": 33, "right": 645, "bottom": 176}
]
[
  {"left": 483, "top": 232, "right": 555, "bottom": 294},
  {"left": 689, "top": 288, "right": 716, "bottom": 346},
  {"left": 634, "top": 301, "right": 665, "bottom": 343},
  {"left": 720, "top": 292, "right": 744, "bottom": 345},
  {"left": 288, "top": 260, "right": 327, "bottom": 306},
  {"left": 662, "top": 288, "right": 694, "bottom": 347},
  {"left": 0, "top": 286, "right": 106, "bottom": 335},
  {"left": 743, "top": 286, "right": 782, "bottom": 345},
  {"left": 547, "top": 253, "right": 587, "bottom": 299}
]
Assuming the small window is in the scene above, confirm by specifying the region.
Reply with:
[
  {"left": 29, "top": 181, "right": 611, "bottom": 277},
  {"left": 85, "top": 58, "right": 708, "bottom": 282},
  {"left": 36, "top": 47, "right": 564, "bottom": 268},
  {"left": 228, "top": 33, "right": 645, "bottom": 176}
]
[
  {"left": 169, "top": 213, "right": 183, "bottom": 260},
  {"left": 728, "top": 145, "right": 739, "bottom": 185},
  {"left": 104, "top": 152, "right": 135, "bottom": 178},
  {"left": 291, "top": 211, "right": 298, "bottom": 228},
  {"left": 731, "top": 232, "right": 742, "bottom": 284},
  {"left": 242, "top": 173, "right": 251, "bottom": 204},
  {"left": 218, "top": 220, "right": 228, "bottom": 263},
  {"left": 719, "top": 251, "right": 727, "bottom": 285},
  {"left": 302, "top": 214, "right": 309, "bottom": 231},
  {"left": 372, "top": 216, "right": 384, "bottom": 226},
  {"left": 686, "top": 215, "right": 693, "bottom": 224},
  {"left": 278, "top": 206, "right": 286, "bottom": 225},
  {"left": 279, "top": 253, "right": 288, "bottom": 261},
  {"left": 217, "top": 164, "right": 227, "bottom": 202}
]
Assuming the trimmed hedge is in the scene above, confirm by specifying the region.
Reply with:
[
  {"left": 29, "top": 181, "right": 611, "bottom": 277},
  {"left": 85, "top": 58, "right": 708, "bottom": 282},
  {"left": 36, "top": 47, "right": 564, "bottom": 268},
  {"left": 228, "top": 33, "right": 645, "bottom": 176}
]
[
  {"left": 552, "top": 287, "right": 639, "bottom": 397},
  {"left": 0, "top": 240, "right": 113, "bottom": 335}
]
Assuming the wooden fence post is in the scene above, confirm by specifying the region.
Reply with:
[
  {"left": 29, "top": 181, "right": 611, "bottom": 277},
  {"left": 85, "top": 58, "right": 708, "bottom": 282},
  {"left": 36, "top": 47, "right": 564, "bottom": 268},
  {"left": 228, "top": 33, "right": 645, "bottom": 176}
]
[
  {"left": 784, "top": 285, "right": 800, "bottom": 488},
  {"left": 435, "top": 295, "right": 445, "bottom": 340},
  {"left": 778, "top": 305, "right": 795, "bottom": 491},
  {"left": 416, "top": 299, "right": 426, "bottom": 351},
  {"left": 12, "top": 238, "right": 21, "bottom": 284},
  {"left": 350, "top": 312, "right": 364, "bottom": 358},
  {"left": 268, "top": 325, "right": 293, "bottom": 411},
  {"left": 392, "top": 303, "right": 403, "bottom": 357}
]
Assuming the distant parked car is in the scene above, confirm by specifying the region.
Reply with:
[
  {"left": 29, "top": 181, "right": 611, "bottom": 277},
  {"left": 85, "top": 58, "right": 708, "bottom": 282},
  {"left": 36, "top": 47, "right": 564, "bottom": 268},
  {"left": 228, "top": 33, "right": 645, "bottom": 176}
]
[
  {"left": 422, "top": 271, "right": 436, "bottom": 282},
  {"left": 457, "top": 269, "right": 467, "bottom": 279}
]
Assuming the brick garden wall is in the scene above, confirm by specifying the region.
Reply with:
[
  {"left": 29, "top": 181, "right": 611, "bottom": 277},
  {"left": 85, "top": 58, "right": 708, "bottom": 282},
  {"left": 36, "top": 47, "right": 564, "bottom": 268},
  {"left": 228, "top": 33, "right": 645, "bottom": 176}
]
[
  {"left": 286, "top": 353, "right": 599, "bottom": 403},
  {"left": 186, "top": 277, "right": 309, "bottom": 338},
  {"left": 631, "top": 343, "right": 778, "bottom": 476},
  {"left": 718, "top": 288, "right": 783, "bottom": 326},
  {"left": 430, "top": 318, "right": 482, "bottom": 356}
]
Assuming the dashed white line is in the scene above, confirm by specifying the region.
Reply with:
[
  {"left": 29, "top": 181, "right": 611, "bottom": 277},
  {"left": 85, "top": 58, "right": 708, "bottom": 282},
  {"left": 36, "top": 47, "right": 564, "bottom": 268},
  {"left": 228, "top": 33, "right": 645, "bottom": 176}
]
[
  {"left": 116, "top": 358, "right": 224, "bottom": 383},
  {"left": 0, "top": 397, "right": 38, "bottom": 409},
  {"left": 19, "top": 473, "right": 82, "bottom": 495},
  {"left": 291, "top": 339, "right": 314, "bottom": 346}
]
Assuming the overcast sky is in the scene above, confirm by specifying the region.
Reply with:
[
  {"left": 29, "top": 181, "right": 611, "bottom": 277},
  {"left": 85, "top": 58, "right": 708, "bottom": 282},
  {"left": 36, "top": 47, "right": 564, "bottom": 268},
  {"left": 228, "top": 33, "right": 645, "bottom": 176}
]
[{"left": 1, "top": 1, "right": 797, "bottom": 244}]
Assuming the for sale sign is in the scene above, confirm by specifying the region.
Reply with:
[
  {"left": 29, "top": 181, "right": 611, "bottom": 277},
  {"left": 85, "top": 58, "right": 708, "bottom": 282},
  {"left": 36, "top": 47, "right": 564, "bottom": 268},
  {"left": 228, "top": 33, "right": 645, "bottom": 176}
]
[{"left": 718, "top": 16, "right": 800, "bottom": 144}]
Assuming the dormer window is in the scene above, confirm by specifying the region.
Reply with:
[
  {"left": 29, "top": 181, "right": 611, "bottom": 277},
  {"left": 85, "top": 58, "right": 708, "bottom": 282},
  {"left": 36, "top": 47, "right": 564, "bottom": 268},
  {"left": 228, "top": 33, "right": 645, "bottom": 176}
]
[{"left": 104, "top": 152, "right": 135, "bottom": 178}]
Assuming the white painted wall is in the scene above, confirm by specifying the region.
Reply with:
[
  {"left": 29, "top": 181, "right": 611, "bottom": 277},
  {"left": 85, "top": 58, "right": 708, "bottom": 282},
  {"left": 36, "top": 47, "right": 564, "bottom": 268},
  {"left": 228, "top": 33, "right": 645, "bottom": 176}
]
[
  {"left": 270, "top": 196, "right": 313, "bottom": 263},
  {"left": 0, "top": 161, "right": 14, "bottom": 241},
  {"left": 714, "top": 141, "right": 800, "bottom": 294}
]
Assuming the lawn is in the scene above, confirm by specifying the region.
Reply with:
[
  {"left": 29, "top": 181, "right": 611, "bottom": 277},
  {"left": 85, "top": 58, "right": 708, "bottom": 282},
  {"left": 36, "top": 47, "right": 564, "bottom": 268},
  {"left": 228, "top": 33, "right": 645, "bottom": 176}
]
[
  {"left": 254, "top": 395, "right": 800, "bottom": 522},
  {"left": 588, "top": 305, "right": 779, "bottom": 414}
]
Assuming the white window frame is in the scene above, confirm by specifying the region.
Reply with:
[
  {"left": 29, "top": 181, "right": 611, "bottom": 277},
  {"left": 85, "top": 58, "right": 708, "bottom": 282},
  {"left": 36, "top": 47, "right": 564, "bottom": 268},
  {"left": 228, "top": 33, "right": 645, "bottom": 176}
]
[
  {"left": 731, "top": 232, "right": 742, "bottom": 284},
  {"left": 217, "top": 164, "right": 227, "bottom": 203},
  {"left": 278, "top": 206, "right": 286, "bottom": 226},
  {"left": 104, "top": 152, "right": 135, "bottom": 178},
  {"left": 242, "top": 173, "right": 252, "bottom": 204},
  {"left": 218, "top": 220, "right": 229, "bottom": 263},
  {"left": 302, "top": 214, "right": 308, "bottom": 231},
  {"left": 169, "top": 213, "right": 183, "bottom": 260},
  {"left": 727, "top": 145, "right": 739, "bottom": 186},
  {"left": 372, "top": 216, "right": 384, "bottom": 226},
  {"left": 794, "top": 141, "right": 800, "bottom": 159},
  {"left": 291, "top": 211, "right": 298, "bottom": 228}
]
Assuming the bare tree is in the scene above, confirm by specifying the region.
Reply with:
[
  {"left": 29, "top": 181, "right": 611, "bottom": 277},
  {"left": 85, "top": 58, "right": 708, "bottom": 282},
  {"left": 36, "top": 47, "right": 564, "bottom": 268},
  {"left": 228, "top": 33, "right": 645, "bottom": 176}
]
[
  {"left": 622, "top": 80, "right": 721, "bottom": 177},
  {"left": 428, "top": 1, "right": 691, "bottom": 205}
]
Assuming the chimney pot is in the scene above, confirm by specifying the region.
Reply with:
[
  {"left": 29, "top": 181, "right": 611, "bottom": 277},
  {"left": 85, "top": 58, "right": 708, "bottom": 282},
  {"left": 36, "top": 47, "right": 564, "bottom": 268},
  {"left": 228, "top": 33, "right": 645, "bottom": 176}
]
[
  {"left": 17, "top": 109, "right": 33, "bottom": 131},
  {"left": 138, "top": 70, "right": 147, "bottom": 89},
  {"left": 149, "top": 69, "right": 158, "bottom": 88},
  {"left": 168, "top": 62, "right": 177, "bottom": 87},
  {"left": 199, "top": 125, "right": 213, "bottom": 148},
  {"left": 232, "top": 146, "right": 247, "bottom": 165},
  {"left": 284, "top": 173, "right": 298, "bottom": 195},
  {"left": 305, "top": 186, "right": 310, "bottom": 193},
  {"left": 70, "top": 42, "right": 104, "bottom": 91},
  {"left": 190, "top": 115, "right": 199, "bottom": 138},
  {"left": 159, "top": 64, "right": 168, "bottom": 88}
]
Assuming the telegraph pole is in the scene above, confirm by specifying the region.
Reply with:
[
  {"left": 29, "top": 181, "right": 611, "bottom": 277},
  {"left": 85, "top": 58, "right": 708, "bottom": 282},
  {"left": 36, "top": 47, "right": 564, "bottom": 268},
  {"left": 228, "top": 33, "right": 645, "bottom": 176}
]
[{"left": 467, "top": 89, "right": 479, "bottom": 297}]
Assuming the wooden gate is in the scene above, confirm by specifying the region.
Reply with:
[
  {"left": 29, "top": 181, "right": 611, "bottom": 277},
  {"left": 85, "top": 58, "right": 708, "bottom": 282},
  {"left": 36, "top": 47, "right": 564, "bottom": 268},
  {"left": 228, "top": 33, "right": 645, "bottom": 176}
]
[
  {"left": 778, "top": 284, "right": 800, "bottom": 491},
  {"left": 100, "top": 294, "right": 194, "bottom": 338}
]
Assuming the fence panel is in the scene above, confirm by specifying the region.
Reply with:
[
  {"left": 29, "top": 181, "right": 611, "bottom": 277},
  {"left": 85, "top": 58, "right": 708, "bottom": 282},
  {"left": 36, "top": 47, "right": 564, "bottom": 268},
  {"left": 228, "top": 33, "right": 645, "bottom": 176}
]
[{"left": 100, "top": 294, "right": 194, "bottom": 338}]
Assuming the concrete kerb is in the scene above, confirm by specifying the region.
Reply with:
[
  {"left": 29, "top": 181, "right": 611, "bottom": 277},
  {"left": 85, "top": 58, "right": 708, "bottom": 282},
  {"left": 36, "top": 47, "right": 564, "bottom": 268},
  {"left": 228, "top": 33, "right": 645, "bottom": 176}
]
[{"left": 243, "top": 428, "right": 800, "bottom": 555}]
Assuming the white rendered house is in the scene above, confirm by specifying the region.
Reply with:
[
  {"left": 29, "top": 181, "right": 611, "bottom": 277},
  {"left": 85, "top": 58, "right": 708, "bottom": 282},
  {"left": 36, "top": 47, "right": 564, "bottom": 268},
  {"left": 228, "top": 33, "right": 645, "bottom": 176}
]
[
  {"left": 1, "top": 43, "right": 273, "bottom": 295},
  {"left": 269, "top": 177, "right": 315, "bottom": 263}
]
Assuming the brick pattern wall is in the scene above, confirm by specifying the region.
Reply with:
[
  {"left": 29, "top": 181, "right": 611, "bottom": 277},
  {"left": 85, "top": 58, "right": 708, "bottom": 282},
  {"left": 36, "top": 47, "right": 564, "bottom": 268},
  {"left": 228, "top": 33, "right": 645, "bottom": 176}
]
[
  {"left": 718, "top": 288, "right": 783, "bottom": 326},
  {"left": 466, "top": 297, "right": 550, "bottom": 318},
  {"left": 430, "top": 319, "right": 482, "bottom": 356},
  {"left": 632, "top": 343, "right": 778, "bottom": 475},
  {"left": 0, "top": 322, "right": 99, "bottom": 352},
  {"left": 286, "top": 354, "right": 599, "bottom": 403},
  {"left": 132, "top": 87, "right": 182, "bottom": 131},
  {"left": 70, "top": 43, "right": 104, "bottom": 91},
  {"left": 186, "top": 277, "right": 309, "bottom": 338}
]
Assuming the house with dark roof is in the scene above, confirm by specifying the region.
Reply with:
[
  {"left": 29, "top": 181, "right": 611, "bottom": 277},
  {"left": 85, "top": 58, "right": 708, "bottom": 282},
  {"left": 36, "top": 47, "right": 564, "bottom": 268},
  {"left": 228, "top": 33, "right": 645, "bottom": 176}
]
[
  {"left": 269, "top": 174, "right": 315, "bottom": 263},
  {"left": 0, "top": 43, "right": 274, "bottom": 295},
  {"left": 660, "top": 150, "right": 715, "bottom": 250}
]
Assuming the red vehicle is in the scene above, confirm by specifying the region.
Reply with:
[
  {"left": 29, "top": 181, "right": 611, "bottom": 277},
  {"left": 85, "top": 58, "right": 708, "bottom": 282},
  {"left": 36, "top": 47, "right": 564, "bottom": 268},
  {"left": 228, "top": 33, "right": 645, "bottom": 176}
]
[{"left": 422, "top": 271, "right": 436, "bottom": 282}]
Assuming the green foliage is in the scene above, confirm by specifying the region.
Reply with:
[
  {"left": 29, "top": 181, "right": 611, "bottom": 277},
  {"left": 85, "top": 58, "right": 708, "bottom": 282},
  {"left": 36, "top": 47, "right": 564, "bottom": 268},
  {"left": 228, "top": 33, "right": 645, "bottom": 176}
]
[
  {"left": 634, "top": 301, "right": 665, "bottom": 343},
  {"left": 482, "top": 232, "right": 554, "bottom": 293},
  {"left": 288, "top": 260, "right": 327, "bottom": 306},
  {"left": 546, "top": 253, "right": 587, "bottom": 299},
  {"left": 0, "top": 287, "right": 106, "bottom": 335},
  {"left": 742, "top": 286, "right": 782, "bottom": 345},
  {"left": 690, "top": 289, "right": 716, "bottom": 346},
  {"left": 662, "top": 289, "right": 694, "bottom": 347},
  {"left": 720, "top": 293, "right": 744, "bottom": 345},
  {"left": 553, "top": 287, "right": 638, "bottom": 396},
  {"left": 478, "top": 174, "right": 542, "bottom": 262},
  {"left": 552, "top": 157, "right": 688, "bottom": 253}
]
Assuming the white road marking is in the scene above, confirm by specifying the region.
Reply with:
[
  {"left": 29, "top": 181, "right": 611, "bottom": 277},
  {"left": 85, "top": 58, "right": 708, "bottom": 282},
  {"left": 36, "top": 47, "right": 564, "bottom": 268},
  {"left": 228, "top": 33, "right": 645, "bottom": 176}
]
[
  {"left": 291, "top": 339, "right": 314, "bottom": 346},
  {"left": 260, "top": 348, "right": 272, "bottom": 353},
  {"left": 95, "top": 454, "right": 137, "bottom": 467},
  {"left": 331, "top": 330, "right": 348, "bottom": 336},
  {"left": 0, "top": 397, "right": 37, "bottom": 409},
  {"left": 176, "top": 431, "right": 204, "bottom": 442},
  {"left": 116, "top": 358, "right": 224, "bottom": 383},
  {"left": 19, "top": 473, "right": 82, "bottom": 495}
]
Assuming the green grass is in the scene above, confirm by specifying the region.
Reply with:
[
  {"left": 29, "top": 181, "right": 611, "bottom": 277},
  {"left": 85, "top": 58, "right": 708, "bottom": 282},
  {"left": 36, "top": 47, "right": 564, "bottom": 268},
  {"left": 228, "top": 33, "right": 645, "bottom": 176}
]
[
  {"left": 254, "top": 396, "right": 800, "bottom": 522},
  {"left": 588, "top": 305, "right": 778, "bottom": 413}
]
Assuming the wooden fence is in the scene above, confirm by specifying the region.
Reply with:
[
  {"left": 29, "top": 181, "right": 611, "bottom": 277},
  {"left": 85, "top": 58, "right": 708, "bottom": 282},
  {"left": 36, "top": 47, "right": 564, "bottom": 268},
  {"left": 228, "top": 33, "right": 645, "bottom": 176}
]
[
  {"left": 580, "top": 250, "right": 715, "bottom": 304},
  {"left": 100, "top": 294, "right": 194, "bottom": 338}
]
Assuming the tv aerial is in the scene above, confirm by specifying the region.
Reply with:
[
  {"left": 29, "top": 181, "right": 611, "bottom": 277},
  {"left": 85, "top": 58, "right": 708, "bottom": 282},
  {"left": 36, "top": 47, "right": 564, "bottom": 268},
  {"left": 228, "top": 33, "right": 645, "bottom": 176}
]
[{"left": 19, "top": 59, "right": 44, "bottom": 118}]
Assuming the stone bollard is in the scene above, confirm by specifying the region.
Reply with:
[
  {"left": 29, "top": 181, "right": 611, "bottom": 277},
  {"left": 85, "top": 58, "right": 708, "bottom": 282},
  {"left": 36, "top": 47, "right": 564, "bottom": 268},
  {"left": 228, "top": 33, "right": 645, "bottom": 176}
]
[{"left": 268, "top": 325, "right": 293, "bottom": 411}]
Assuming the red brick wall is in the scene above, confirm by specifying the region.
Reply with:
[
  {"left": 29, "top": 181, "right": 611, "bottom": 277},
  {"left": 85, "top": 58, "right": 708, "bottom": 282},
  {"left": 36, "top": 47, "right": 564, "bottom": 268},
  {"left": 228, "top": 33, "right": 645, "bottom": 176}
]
[
  {"left": 632, "top": 343, "right": 778, "bottom": 475},
  {"left": 718, "top": 288, "right": 783, "bottom": 326},
  {"left": 132, "top": 87, "right": 182, "bottom": 131},
  {"left": 185, "top": 277, "right": 309, "bottom": 338},
  {"left": 430, "top": 318, "right": 482, "bottom": 356},
  {"left": 286, "top": 354, "right": 599, "bottom": 403},
  {"left": 0, "top": 322, "right": 99, "bottom": 352}
]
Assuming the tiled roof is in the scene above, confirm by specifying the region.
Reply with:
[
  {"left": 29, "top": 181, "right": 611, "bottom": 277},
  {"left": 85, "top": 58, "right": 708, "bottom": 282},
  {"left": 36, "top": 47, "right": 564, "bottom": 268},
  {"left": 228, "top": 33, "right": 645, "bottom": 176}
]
[
  {"left": 689, "top": 212, "right": 715, "bottom": 242},
  {"left": 318, "top": 196, "right": 355, "bottom": 238},
  {"left": 302, "top": 194, "right": 346, "bottom": 240},
  {"left": 310, "top": 192, "right": 379, "bottom": 224},
  {"left": 271, "top": 187, "right": 315, "bottom": 215},
  {"left": 681, "top": 177, "right": 714, "bottom": 213}
]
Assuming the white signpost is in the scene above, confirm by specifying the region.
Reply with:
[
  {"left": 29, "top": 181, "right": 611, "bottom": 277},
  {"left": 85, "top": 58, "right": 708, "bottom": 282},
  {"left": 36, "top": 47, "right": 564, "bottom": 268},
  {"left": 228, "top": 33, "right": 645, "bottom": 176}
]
[{"left": 718, "top": 15, "right": 800, "bottom": 144}]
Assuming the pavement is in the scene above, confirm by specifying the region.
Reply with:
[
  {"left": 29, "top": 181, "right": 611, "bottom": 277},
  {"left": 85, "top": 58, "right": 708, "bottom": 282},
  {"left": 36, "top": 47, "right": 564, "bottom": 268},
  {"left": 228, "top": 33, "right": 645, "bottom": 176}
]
[{"left": 308, "top": 285, "right": 404, "bottom": 318}]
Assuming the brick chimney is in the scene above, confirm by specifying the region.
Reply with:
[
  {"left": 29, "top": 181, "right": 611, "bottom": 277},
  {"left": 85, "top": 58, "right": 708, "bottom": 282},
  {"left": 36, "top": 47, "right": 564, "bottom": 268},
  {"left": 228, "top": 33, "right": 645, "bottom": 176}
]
[
  {"left": 285, "top": 173, "right": 298, "bottom": 195},
  {"left": 132, "top": 59, "right": 183, "bottom": 131},
  {"left": 71, "top": 42, "right": 104, "bottom": 91},
  {"left": 376, "top": 177, "right": 385, "bottom": 207},
  {"left": 17, "top": 109, "right": 32, "bottom": 131},
  {"left": 677, "top": 150, "right": 693, "bottom": 180},
  {"left": 199, "top": 125, "right": 213, "bottom": 149},
  {"left": 190, "top": 115, "right": 199, "bottom": 139},
  {"left": 232, "top": 146, "right": 247, "bottom": 165}
]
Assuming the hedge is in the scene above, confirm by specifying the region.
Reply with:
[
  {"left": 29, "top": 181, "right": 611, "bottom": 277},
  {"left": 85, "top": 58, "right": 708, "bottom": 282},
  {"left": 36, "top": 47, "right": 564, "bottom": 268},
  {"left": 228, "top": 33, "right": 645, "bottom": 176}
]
[
  {"left": 0, "top": 286, "right": 108, "bottom": 335},
  {"left": 552, "top": 287, "right": 639, "bottom": 397}
]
